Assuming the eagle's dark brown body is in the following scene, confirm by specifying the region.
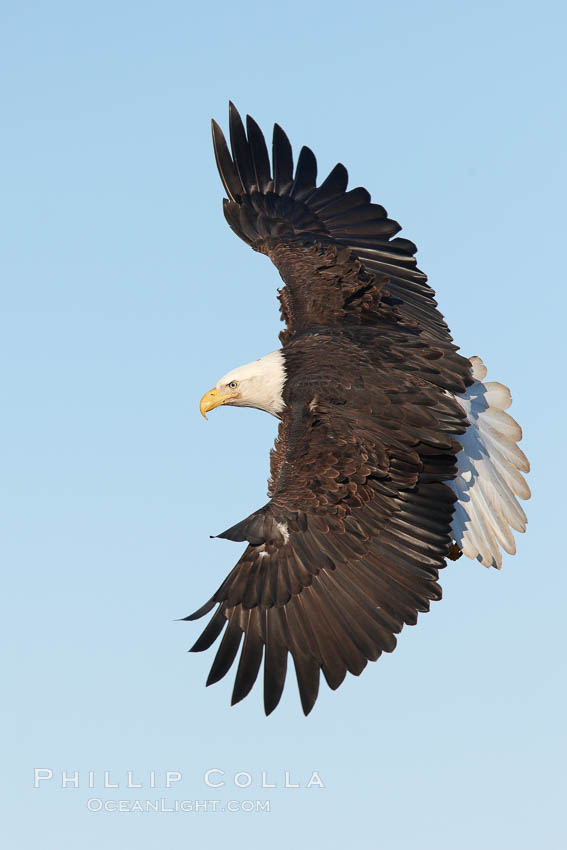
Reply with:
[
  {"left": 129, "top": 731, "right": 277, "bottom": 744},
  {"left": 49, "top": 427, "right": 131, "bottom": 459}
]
[{"left": 187, "top": 104, "right": 524, "bottom": 715}]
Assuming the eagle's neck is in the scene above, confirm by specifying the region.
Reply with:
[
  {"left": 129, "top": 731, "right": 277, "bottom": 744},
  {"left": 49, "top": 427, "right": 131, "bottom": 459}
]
[{"left": 253, "top": 349, "right": 286, "bottom": 417}]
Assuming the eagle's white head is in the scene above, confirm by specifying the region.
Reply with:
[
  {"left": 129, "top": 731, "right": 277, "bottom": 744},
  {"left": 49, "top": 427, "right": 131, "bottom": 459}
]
[{"left": 200, "top": 350, "right": 286, "bottom": 419}]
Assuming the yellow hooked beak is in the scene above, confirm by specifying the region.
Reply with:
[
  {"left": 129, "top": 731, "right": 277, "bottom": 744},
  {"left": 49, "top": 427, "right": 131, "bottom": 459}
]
[{"left": 199, "top": 387, "right": 239, "bottom": 419}]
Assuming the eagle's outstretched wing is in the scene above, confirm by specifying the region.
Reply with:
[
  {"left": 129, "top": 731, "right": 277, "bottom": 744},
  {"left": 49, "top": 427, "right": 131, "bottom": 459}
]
[
  {"left": 212, "top": 103, "right": 471, "bottom": 394},
  {"left": 188, "top": 345, "right": 468, "bottom": 714}
]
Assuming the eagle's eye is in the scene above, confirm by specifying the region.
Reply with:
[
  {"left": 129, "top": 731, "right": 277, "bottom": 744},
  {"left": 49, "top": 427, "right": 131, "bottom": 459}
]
[{"left": 228, "top": 381, "right": 238, "bottom": 389}]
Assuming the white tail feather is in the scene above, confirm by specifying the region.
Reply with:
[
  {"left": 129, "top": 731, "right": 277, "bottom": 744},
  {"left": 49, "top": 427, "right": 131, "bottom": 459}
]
[{"left": 449, "top": 356, "right": 530, "bottom": 569}]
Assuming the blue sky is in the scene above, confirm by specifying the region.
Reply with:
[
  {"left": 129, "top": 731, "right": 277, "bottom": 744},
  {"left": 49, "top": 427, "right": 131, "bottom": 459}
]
[{"left": 2, "top": 1, "right": 565, "bottom": 847}]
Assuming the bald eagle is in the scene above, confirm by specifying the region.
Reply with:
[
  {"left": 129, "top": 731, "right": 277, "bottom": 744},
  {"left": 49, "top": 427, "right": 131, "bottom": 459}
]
[{"left": 187, "top": 104, "right": 530, "bottom": 715}]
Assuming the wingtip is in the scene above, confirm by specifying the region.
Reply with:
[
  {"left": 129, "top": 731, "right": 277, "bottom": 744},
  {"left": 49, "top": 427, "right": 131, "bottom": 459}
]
[
  {"left": 245, "top": 112, "right": 259, "bottom": 132},
  {"left": 263, "top": 683, "right": 285, "bottom": 716},
  {"left": 230, "top": 691, "right": 245, "bottom": 708},
  {"left": 228, "top": 100, "right": 241, "bottom": 121},
  {"left": 264, "top": 699, "right": 279, "bottom": 717},
  {"left": 182, "top": 598, "right": 217, "bottom": 622},
  {"left": 206, "top": 669, "right": 222, "bottom": 687}
]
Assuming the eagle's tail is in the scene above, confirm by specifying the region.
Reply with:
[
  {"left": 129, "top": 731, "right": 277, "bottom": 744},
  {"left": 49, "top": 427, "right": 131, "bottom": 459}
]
[{"left": 449, "top": 356, "right": 530, "bottom": 568}]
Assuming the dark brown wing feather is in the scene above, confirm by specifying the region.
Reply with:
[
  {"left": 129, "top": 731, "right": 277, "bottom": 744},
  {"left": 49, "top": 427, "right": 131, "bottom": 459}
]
[{"left": 187, "top": 333, "right": 469, "bottom": 715}]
